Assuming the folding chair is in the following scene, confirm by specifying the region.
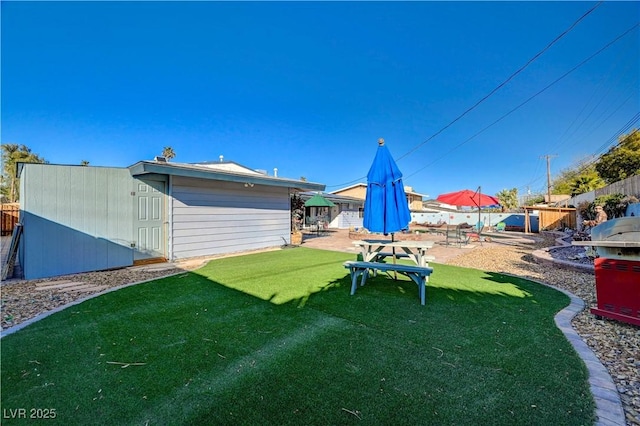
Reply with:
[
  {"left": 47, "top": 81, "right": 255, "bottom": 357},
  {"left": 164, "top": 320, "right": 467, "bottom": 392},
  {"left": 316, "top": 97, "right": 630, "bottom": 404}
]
[
  {"left": 465, "top": 224, "right": 486, "bottom": 245},
  {"left": 445, "top": 225, "right": 463, "bottom": 247}
]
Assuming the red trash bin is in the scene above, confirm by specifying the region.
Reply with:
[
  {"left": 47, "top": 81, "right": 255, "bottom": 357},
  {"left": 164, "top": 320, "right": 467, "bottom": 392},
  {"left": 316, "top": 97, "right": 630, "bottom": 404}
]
[
  {"left": 573, "top": 217, "right": 640, "bottom": 326},
  {"left": 591, "top": 257, "right": 640, "bottom": 326}
]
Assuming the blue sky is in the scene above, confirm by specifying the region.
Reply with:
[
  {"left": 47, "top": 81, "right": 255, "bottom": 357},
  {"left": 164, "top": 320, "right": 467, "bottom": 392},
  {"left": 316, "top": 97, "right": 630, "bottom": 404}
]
[{"left": 2, "top": 1, "right": 638, "bottom": 199}]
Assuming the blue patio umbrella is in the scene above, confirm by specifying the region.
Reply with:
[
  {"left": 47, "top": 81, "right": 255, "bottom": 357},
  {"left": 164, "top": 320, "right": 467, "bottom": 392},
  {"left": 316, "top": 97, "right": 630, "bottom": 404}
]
[{"left": 363, "top": 139, "right": 411, "bottom": 236}]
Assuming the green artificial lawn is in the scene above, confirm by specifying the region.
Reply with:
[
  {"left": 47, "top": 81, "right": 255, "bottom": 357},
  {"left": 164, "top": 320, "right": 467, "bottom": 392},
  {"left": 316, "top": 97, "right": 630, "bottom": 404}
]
[{"left": 1, "top": 248, "right": 595, "bottom": 425}]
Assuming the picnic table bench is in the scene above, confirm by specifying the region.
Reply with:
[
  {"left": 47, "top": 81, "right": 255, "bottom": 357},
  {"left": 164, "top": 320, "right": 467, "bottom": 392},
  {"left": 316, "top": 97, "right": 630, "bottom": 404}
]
[
  {"left": 373, "top": 252, "right": 436, "bottom": 264},
  {"left": 343, "top": 261, "right": 434, "bottom": 305}
]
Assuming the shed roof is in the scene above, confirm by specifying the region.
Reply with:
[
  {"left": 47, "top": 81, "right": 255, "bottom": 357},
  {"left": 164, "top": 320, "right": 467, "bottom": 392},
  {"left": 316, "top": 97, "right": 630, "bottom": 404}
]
[
  {"left": 17, "top": 161, "right": 325, "bottom": 192},
  {"left": 128, "top": 160, "right": 325, "bottom": 192}
]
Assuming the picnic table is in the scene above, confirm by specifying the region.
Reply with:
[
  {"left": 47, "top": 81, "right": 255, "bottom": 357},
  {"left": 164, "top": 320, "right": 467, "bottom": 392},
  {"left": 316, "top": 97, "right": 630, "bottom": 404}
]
[
  {"left": 351, "top": 239, "right": 435, "bottom": 267},
  {"left": 345, "top": 239, "right": 436, "bottom": 305}
]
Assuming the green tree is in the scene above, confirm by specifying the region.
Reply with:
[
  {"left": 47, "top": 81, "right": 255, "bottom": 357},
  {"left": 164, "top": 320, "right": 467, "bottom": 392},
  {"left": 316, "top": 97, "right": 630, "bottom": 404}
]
[
  {"left": 1, "top": 144, "right": 47, "bottom": 202},
  {"left": 162, "top": 146, "right": 176, "bottom": 161},
  {"left": 551, "top": 157, "right": 604, "bottom": 195},
  {"left": 80, "top": 160, "right": 90, "bottom": 166},
  {"left": 595, "top": 129, "right": 640, "bottom": 184},
  {"left": 552, "top": 166, "right": 583, "bottom": 195},
  {"left": 495, "top": 188, "right": 519, "bottom": 210},
  {"left": 569, "top": 171, "right": 603, "bottom": 196},
  {"left": 527, "top": 194, "right": 546, "bottom": 205}
]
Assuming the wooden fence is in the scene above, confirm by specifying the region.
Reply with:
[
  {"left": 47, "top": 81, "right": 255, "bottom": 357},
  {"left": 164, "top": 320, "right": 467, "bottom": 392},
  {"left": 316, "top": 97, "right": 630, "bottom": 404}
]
[
  {"left": 565, "top": 174, "right": 640, "bottom": 207},
  {"left": 594, "top": 174, "right": 640, "bottom": 198},
  {"left": 523, "top": 206, "right": 576, "bottom": 233},
  {"left": 539, "top": 208, "right": 576, "bottom": 230},
  {"left": 1, "top": 203, "right": 20, "bottom": 236}
]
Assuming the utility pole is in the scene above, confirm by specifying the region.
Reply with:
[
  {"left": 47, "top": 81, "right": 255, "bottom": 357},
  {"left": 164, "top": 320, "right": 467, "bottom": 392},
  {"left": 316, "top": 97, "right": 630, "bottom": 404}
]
[{"left": 541, "top": 155, "right": 557, "bottom": 205}]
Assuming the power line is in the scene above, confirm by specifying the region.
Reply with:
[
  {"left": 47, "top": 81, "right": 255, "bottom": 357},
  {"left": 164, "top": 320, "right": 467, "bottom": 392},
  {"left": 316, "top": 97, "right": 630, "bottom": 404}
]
[
  {"left": 325, "top": 2, "right": 604, "bottom": 189},
  {"left": 402, "top": 21, "right": 640, "bottom": 182},
  {"left": 590, "top": 113, "right": 640, "bottom": 157},
  {"left": 396, "top": 1, "right": 604, "bottom": 162},
  {"left": 544, "top": 113, "right": 640, "bottom": 187},
  {"left": 562, "top": 67, "right": 639, "bottom": 150},
  {"left": 518, "top": 111, "right": 640, "bottom": 195}
]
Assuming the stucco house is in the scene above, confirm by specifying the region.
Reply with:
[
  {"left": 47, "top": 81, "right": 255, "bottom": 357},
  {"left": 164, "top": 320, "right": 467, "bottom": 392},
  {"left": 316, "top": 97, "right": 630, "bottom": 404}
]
[
  {"left": 16, "top": 158, "right": 323, "bottom": 279},
  {"left": 331, "top": 183, "right": 426, "bottom": 211}
]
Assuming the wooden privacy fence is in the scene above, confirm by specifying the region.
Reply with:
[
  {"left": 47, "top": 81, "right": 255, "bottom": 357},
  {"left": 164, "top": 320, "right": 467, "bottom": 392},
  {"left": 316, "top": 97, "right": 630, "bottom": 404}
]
[
  {"left": 1, "top": 203, "right": 20, "bottom": 236},
  {"left": 594, "top": 174, "right": 640, "bottom": 198},
  {"left": 565, "top": 175, "right": 640, "bottom": 207},
  {"left": 523, "top": 206, "right": 576, "bottom": 233}
]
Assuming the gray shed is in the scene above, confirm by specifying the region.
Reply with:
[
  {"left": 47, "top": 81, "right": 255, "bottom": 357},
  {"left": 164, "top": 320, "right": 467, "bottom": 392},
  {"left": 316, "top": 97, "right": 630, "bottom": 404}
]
[{"left": 16, "top": 160, "right": 323, "bottom": 279}]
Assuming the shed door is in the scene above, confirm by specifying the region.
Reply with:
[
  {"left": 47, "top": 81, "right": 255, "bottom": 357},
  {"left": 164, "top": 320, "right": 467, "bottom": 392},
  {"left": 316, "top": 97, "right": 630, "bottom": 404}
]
[{"left": 133, "top": 179, "right": 167, "bottom": 262}]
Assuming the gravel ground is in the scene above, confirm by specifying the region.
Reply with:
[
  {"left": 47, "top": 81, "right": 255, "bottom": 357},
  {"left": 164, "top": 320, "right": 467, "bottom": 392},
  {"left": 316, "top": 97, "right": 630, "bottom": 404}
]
[
  {"left": 1, "top": 266, "right": 188, "bottom": 330},
  {"left": 1, "top": 236, "right": 638, "bottom": 424}
]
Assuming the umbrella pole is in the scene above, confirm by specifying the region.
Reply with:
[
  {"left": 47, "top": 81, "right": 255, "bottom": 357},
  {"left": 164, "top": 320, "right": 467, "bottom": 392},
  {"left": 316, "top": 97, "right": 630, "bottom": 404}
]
[
  {"left": 478, "top": 186, "right": 482, "bottom": 227},
  {"left": 391, "top": 233, "right": 397, "bottom": 280}
]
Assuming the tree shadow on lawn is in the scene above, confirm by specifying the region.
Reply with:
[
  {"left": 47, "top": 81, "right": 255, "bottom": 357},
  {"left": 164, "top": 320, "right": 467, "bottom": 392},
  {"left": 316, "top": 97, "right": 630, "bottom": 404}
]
[
  {"left": 0, "top": 262, "right": 589, "bottom": 426},
  {"left": 187, "top": 251, "right": 570, "bottom": 333},
  {"left": 195, "top": 254, "right": 555, "bottom": 312},
  {"left": 304, "top": 266, "right": 568, "bottom": 327},
  {"left": 231, "top": 264, "right": 569, "bottom": 310}
]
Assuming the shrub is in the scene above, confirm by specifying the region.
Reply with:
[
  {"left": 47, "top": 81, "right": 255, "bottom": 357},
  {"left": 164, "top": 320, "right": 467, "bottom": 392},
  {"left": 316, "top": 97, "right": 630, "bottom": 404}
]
[{"left": 580, "top": 193, "right": 639, "bottom": 220}]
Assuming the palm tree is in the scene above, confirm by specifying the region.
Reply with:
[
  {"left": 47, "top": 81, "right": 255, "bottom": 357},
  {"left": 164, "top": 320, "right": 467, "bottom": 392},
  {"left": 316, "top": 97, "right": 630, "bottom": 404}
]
[
  {"left": 495, "top": 188, "right": 518, "bottom": 210},
  {"left": 570, "top": 174, "right": 603, "bottom": 196},
  {"left": 162, "top": 146, "right": 176, "bottom": 161}
]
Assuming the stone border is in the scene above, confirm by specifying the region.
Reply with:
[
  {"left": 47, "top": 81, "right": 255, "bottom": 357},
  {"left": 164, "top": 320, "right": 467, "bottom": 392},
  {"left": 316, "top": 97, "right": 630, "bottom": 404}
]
[
  {"left": 510, "top": 231, "right": 623, "bottom": 424},
  {"left": 529, "top": 277, "right": 625, "bottom": 426},
  {"left": 531, "top": 231, "right": 594, "bottom": 273}
]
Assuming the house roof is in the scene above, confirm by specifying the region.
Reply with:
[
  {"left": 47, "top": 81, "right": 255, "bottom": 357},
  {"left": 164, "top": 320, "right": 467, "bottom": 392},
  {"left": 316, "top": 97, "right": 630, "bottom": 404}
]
[
  {"left": 128, "top": 160, "right": 325, "bottom": 192},
  {"left": 331, "top": 183, "right": 367, "bottom": 194},
  {"left": 331, "top": 182, "right": 426, "bottom": 198},
  {"left": 190, "top": 160, "right": 265, "bottom": 176},
  {"left": 421, "top": 200, "right": 466, "bottom": 213},
  {"left": 405, "top": 188, "right": 428, "bottom": 198},
  {"left": 403, "top": 186, "right": 428, "bottom": 198}
]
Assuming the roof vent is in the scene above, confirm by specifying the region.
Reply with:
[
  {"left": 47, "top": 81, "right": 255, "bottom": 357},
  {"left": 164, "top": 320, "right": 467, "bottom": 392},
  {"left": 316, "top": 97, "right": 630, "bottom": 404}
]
[{"left": 154, "top": 156, "right": 167, "bottom": 162}]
